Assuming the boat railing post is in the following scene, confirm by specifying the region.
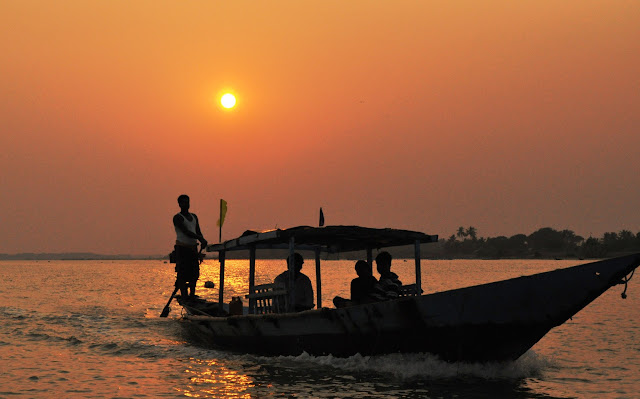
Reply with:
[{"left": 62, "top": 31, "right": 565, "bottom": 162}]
[
  {"left": 366, "top": 247, "right": 373, "bottom": 273},
  {"left": 315, "top": 248, "right": 321, "bottom": 309},
  {"left": 219, "top": 250, "right": 226, "bottom": 308},
  {"left": 249, "top": 245, "right": 256, "bottom": 314},
  {"left": 414, "top": 240, "right": 422, "bottom": 295},
  {"left": 288, "top": 237, "right": 295, "bottom": 313}
]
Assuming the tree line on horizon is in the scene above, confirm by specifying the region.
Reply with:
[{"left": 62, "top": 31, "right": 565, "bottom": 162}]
[{"left": 442, "top": 226, "right": 640, "bottom": 258}]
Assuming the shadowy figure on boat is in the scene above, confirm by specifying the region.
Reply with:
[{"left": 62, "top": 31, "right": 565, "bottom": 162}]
[
  {"left": 352, "top": 260, "right": 386, "bottom": 303},
  {"left": 274, "top": 253, "right": 314, "bottom": 311},
  {"left": 173, "top": 194, "right": 207, "bottom": 300},
  {"left": 376, "top": 251, "right": 402, "bottom": 299},
  {"left": 333, "top": 260, "right": 386, "bottom": 308}
]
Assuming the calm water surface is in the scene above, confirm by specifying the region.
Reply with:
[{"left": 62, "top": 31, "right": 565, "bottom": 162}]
[{"left": 1, "top": 259, "right": 638, "bottom": 398}]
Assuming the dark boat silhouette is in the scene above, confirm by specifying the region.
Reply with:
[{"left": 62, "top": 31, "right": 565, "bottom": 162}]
[{"left": 175, "top": 225, "right": 639, "bottom": 362}]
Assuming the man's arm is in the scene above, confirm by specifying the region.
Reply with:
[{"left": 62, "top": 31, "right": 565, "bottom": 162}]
[
  {"left": 193, "top": 214, "right": 208, "bottom": 246},
  {"left": 301, "top": 276, "right": 315, "bottom": 309}
]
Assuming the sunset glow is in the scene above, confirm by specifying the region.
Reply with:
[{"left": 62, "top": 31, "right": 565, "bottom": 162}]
[{"left": 0, "top": 2, "right": 639, "bottom": 255}]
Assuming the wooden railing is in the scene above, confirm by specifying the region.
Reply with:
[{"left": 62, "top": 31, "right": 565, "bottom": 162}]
[{"left": 245, "top": 283, "right": 288, "bottom": 314}]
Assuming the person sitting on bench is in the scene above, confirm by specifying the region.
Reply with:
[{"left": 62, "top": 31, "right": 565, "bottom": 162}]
[{"left": 274, "top": 253, "right": 314, "bottom": 311}]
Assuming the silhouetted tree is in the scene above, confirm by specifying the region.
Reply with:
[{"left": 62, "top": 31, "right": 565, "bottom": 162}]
[
  {"left": 560, "top": 229, "right": 583, "bottom": 255},
  {"left": 582, "top": 236, "right": 608, "bottom": 258},
  {"left": 456, "top": 227, "right": 467, "bottom": 240},
  {"left": 476, "top": 236, "right": 509, "bottom": 258},
  {"left": 528, "top": 227, "right": 565, "bottom": 252},
  {"left": 444, "top": 234, "right": 459, "bottom": 255},
  {"left": 603, "top": 232, "right": 619, "bottom": 252},
  {"left": 466, "top": 226, "right": 477, "bottom": 241},
  {"left": 508, "top": 234, "right": 529, "bottom": 256},
  {"left": 618, "top": 230, "right": 635, "bottom": 250},
  {"left": 441, "top": 226, "right": 635, "bottom": 259}
]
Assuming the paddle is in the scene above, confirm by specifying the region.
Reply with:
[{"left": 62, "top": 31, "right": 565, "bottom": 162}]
[
  {"left": 160, "top": 245, "right": 205, "bottom": 318},
  {"left": 160, "top": 285, "right": 179, "bottom": 318}
]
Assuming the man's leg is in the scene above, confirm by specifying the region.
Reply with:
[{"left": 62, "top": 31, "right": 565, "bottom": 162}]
[
  {"left": 189, "top": 255, "right": 200, "bottom": 298},
  {"left": 177, "top": 273, "right": 188, "bottom": 298},
  {"left": 175, "top": 246, "right": 189, "bottom": 298}
]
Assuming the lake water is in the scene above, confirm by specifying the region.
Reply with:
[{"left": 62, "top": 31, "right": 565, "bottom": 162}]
[{"left": 1, "top": 258, "right": 638, "bottom": 398}]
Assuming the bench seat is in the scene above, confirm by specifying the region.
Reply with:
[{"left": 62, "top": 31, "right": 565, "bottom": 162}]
[{"left": 245, "top": 283, "right": 288, "bottom": 314}]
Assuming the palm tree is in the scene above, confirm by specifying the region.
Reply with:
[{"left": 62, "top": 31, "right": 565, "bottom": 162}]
[
  {"left": 466, "top": 226, "right": 477, "bottom": 241},
  {"left": 456, "top": 226, "right": 467, "bottom": 240}
]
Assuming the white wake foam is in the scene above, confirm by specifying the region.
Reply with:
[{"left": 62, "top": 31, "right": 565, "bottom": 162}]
[{"left": 279, "top": 350, "right": 553, "bottom": 380}]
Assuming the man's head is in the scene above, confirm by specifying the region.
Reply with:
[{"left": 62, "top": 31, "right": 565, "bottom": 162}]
[
  {"left": 178, "top": 194, "right": 190, "bottom": 211},
  {"left": 355, "top": 260, "right": 371, "bottom": 277},
  {"left": 287, "top": 253, "right": 304, "bottom": 273},
  {"left": 375, "top": 251, "right": 392, "bottom": 275}
]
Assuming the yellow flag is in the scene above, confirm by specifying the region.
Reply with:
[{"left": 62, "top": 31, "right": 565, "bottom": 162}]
[{"left": 216, "top": 199, "right": 228, "bottom": 227}]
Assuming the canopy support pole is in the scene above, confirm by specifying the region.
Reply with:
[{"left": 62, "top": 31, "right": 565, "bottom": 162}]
[
  {"left": 367, "top": 247, "right": 373, "bottom": 273},
  {"left": 315, "top": 248, "right": 322, "bottom": 309},
  {"left": 414, "top": 240, "right": 422, "bottom": 295},
  {"left": 218, "top": 250, "right": 226, "bottom": 307},
  {"left": 288, "top": 237, "right": 295, "bottom": 313},
  {"left": 248, "top": 245, "right": 256, "bottom": 314}
]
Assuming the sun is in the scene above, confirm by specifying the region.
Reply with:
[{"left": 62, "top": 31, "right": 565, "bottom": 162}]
[{"left": 221, "top": 93, "right": 236, "bottom": 109}]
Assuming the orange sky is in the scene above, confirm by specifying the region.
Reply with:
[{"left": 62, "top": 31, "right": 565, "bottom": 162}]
[{"left": 1, "top": 1, "right": 639, "bottom": 255}]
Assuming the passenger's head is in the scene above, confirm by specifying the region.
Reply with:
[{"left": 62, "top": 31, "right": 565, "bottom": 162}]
[
  {"left": 354, "top": 260, "right": 371, "bottom": 277},
  {"left": 375, "top": 251, "right": 392, "bottom": 274},
  {"left": 287, "top": 253, "right": 304, "bottom": 272}
]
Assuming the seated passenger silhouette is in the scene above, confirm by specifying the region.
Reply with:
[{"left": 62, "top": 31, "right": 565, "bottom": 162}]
[
  {"left": 274, "top": 253, "right": 314, "bottom": 312},
  {"left": 351, "top": 260, "right": 385, "bottom": 304},
  {"left": 375, "top": 251, "right": 402, "bottom": 299},
  {"left": 333, "top": 260, "right": 385, "bottom": 308}
]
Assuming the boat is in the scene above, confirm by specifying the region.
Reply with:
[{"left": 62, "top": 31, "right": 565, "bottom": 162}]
[{"left": 175, "top": 225, "right": 639, "bottom": 362}]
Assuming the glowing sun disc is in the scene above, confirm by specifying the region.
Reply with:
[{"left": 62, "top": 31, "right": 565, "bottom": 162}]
[{"left": 221, "top": 93, "right": 236, "bottom": 109}]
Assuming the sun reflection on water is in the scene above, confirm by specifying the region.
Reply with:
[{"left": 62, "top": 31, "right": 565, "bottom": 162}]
[
  {"left": 177, "top": 358, "right": 256, "bottom": 399},
  {"left": 197, "top": 259, "right": 290, "bottom": 304}
]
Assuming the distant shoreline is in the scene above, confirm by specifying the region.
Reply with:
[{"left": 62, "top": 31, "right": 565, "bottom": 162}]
[{"left": 0, "top": 253, "right": 165, "bottom": 261}]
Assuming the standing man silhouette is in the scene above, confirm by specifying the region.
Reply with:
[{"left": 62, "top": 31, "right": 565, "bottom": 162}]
[{"left": 173, "top": 194, "right": 207, "bottom": 299}]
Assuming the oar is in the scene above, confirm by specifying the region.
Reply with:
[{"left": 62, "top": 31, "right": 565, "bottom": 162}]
[
  {"left": 160, "top": 245, "right": 206, "bottom": 318},
  {"left": 160, "top": 285, "right": 179, "bottom": 317}
]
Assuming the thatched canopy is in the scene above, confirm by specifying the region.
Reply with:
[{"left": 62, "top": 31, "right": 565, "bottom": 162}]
[{"left": 207, "top": 225, "right": 438, "bottom": 254}]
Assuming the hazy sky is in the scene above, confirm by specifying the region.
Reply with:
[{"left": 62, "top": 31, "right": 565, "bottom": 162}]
[{"left": 1, "top": 1, "right": 639, "bottom": 255}]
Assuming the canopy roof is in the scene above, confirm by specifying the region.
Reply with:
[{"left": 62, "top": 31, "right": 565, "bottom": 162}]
[{"left": 207, "top": 225, "right": 438, "bottom": 253}]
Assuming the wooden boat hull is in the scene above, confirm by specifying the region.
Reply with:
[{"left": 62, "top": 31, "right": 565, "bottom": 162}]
[{"left": 180, "top": 254, "right": 640, "bottom": 362}]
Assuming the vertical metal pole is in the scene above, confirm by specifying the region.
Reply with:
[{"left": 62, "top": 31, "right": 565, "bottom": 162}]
[
  {"left": 248, "top": 245, "right": 256, "bottom": 314},
  {"left": 218, "top": 251, "right": 225, "bottom": 310},
  {"left": 218, "top": 250, "right": 226, "bottom": 306},
  {"left": 366, "top": 247, "right": 373, "bottom": 273},
  {"left": 288, "top": 237, "right": 295, "bottom": 313},
  {"left": 414, "top": 240, "right": 422, "bottom": 295},
  {"left": 315, "top": 248, "right": 322, "bottom": 309}
]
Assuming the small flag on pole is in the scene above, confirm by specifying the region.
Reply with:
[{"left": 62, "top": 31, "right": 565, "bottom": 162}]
[
  {"left": 217, "top": 199, "right": 227, "bottom": 243},
  {"left": 216, "top": 199, "right": 228, "bottom": 227},
  {"left": 319, "top": 207, "right": 325, "bottom": 227}
]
